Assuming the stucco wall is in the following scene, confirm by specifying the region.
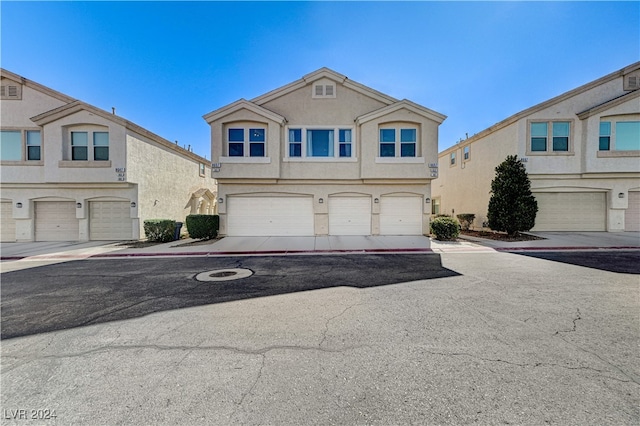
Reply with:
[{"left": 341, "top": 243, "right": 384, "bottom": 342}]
[
  {"left": 127, "top": 132, "right": 216, "bottom": 237},
  {"left": 0, "top": 78, "right": 67, "bottom": 128}
]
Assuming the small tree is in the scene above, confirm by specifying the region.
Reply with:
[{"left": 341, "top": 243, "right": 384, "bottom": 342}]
[{"left": 487, "top": 155, "right": 538, "bottom": 237}]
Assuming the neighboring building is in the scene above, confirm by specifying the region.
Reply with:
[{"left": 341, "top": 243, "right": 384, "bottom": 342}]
[
  {"left": 204, "top": 68, "right": 446, "bottom": 236},
  {"left": 0, "top": 68, "right": 216, "bottom": 242},
  {"left": 433, "top": 62, "right": 640, "bottom": 232}
]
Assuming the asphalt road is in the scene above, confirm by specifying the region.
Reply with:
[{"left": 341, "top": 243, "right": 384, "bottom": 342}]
[{"left": 1, "top": 251, "right": 639, "bottom": 425}]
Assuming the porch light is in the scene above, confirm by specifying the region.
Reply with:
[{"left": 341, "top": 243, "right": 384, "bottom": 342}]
[
  {"left": 218, "top": 197, "right": 224, "bottom": 204},
  {"left": 130, "top": 202, "right": 136, "bottom": 208},
  {"left": 15, "top": 202, "right": 22, "bottom": 208},
  {"left": 374, "top": 198, "right": 379, "bottom": 204},
  {"left": 425, "top": 198, "right": 431, "bottom": 204},
  {"left": 76, "top": 202, "right": 82, "bottom": 208},
  {"left": 318, "top": 198, "right": 324, "bottom": 204},
  {"left": 618, "top": 193, "right": 625, "bottom": 199}
]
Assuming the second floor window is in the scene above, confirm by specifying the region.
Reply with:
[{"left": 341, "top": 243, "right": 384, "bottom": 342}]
[
  {"left": 286, "top": 127, "right": 354, "bottom": 158},
  {"left": 530, "top": 121, "right": 571, "bottom": 153},
  {"left": 227, "top": 127, "right": 266, "bottom": 157},
  {"left": 0, "top": 129, "right": 41, "bottom": 162},
  {"left": 379, "top": 127, "right": 418, "bottom": 157},
  {"left": 70, "top": 130, "right": 109, "bottom": 161}
]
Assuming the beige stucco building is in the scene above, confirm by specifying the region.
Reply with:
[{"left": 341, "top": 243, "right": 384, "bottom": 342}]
[
  {"left": 1, "top": 68, "right": 216, "bottom": 242},
  {"left": 433, "top": 62, "right": 640, "bottom": 232},
  {"left": 204, "top": 68, "right": 446, "bottom": 236}
]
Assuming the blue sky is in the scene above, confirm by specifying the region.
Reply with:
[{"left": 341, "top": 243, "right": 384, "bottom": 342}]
[{"left": 2, "top": 1, "right": 638, "bottom": 159}]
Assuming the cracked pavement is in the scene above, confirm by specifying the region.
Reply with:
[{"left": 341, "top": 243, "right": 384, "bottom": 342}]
[{"left": 1, "top": 251, "right": 639, "bottom": 425}]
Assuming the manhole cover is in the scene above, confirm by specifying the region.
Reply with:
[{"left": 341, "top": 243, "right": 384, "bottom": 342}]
[{"left": 195, "top": 268, "right": 253, "bottom": 282}]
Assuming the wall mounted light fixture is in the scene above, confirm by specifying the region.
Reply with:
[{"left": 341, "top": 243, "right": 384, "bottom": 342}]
[
  {"left": 130, "top": 202, "right": 136, "bottom": 208},
  {"left": 218, "top": 197, "right": 224, "bottom": 204},
  {"left": 425, "top": 198, "right": 431, "bottom": 204},
  {"left": 318, "top": 198, "right": 324, "bottom": 204},
  {"left": 16, "top": 202, "right": 22, "bottom": 208},
  {"left": 618, "top": 193, "right": 625, "bottom": 199},
  {"left": 374, "top": 198, "right": 379, "bottom": 204},
  {"left": 76, "top": 203, "right": 82, "bottom": 208}
]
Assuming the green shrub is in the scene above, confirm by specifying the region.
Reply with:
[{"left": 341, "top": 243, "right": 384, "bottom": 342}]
[
  {"left": 185, "top": 214, "right": 219, "bottom": 240},
  {"left": 143, "top": 219, "right": 176, "bottom": 243},
  {"left": 456, "top": 213, "right": 476, "bottom": 231},
  {"left": 487, "top": 155, "right": 538, "bottom": 236},
  {"left": 430, "top": 216, "right": 460, "bottom": 241}
]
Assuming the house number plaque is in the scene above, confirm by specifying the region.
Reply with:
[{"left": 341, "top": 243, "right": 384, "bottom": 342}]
[{"left": 115, "top": 167, "right": 126, "bottom": 181}]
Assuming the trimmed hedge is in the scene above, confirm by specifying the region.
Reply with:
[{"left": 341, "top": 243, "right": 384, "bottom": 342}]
[
  {"left": 430, "top": 216, "right": 460, "bottom": 241},
  {"left": 143, "top": 219, "right": 176, "bottom": 243},
  {"left": 185, "top": 214, "right": 219, "bottom": 240}
]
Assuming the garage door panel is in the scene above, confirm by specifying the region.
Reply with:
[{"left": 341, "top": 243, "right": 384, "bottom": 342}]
[
  {"left": 1, "top": 202, "right": 16, "bottom": 242},
  {"left": 90, "top": 201, "right": 133, "bottom": 240},
  {"left": 329, "top": 197, "right": 371, "bottom": 235},
  {"left": 625, "top": 192, "right": 640, "bottom": 232},
  {"left": 227, "top": 197, "right": 314, "bottom": 236},
  {"left": 380, "top": 196, "right": 422, "bottom": 235},
  {"left": 533, "top": 192, "right": 605, "bottom": 231},
  {"left": 35, "top": 201, "right": 79, "bottom": 241}
]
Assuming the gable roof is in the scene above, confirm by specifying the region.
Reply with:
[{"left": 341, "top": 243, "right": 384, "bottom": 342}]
[
  {"left": 576, "top": 89, "right": 640, "bottom": 119},
  {"left": 202, "top": 98, "right": 286, "bottom": 124},
  {"left": 439, "top": 61, "right": 640, "bottom": 156},
  {"left": 356, "top": 99, "right": 447, "bottom": 125},
  {"left": 249, "top": 67, "right": 398, "bottom": 106},
  {"left": 31, "top": 100, "right": 209, "bottom": 163},
  {"left": 1, "top": 68, "right": 75, "bottom": 103}
]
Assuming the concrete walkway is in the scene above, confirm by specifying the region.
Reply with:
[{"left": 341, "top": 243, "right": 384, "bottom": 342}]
[{"left": 2, "top": 232, "right": 639, "bottom": 261}]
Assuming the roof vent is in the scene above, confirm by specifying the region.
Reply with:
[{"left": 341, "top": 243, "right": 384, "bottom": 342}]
[{"left": 623, "top": 70, "right": 640, "bottom": 91}]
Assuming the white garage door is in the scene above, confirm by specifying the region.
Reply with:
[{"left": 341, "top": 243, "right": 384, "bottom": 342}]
[
  {"left": 380, "top": 196, "right": 423, "bottom": 235},
  {"left": 227, "top": 196, "right": 314, "bottom": 236},
  {"left": 625, "top": 191, "right": 640, "bottom": 232},
  {"left": 1, "top": 202, "right": 16, "bottom": 242},
  {"left": 533, "top": 192, "right": 606, "bottom": 231},
  {"left": 329, "top": 196, "right": 371, "bottom": 235},
  {"left": 90, "top": 201, "right": 133, "bottom": 240},
  {"left": 35, "top": 201, "right": 79, "bottom": 241}
]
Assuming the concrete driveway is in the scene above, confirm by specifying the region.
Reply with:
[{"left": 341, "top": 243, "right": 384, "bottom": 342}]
[{"left": 1, "top": 251, "right": 638, "bottom": 425}]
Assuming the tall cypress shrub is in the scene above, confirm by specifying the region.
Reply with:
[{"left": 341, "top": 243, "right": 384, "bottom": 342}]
[{"left": 487, "top": 155, "right": 538, "bottom": 237}]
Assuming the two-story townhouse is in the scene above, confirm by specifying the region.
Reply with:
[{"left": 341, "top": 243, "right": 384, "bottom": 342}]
[
  {"left": 433, "top": 62, "right": 640, "bottom": 232},
  {"left": 0, "top": 68, "right": 217, "bottom": 242},
  {"left": 204, "top": 68, "right": 446, "bottom": 237}
]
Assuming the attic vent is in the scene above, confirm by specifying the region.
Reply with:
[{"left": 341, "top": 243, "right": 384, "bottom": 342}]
[
  {"left": 623, "top": 71, "right": 640, "bottom": 91},
  {"left": 1, "top": 84, "right": 22, "bottom": 100},
  {"left": 312, "top": 83, "right": 336, "bottom": 99}
]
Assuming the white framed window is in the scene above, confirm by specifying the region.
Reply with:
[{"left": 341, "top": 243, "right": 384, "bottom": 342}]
[
  {"left": 463, "top": 145, "right": 470, "bottom": 160},
  {"left": 68, "top": 128, "right": 109, "bottom": 161},
  {"left": 529, "top": 120, "right": 572, "bottom": 153},
  {"left": 312, "top": 84, "right": 336, "bottom": 99},
  {"left": 450, "top": 152, "right": 456, "bottom": 166},
  {"left": 286, "top": 126, "right": 355, "bottom": 159},
  {"left": 227, "top": 127, "right": 266, "bottom": 157},
  {"left": 199, "top": 163, "right": 206, "bottom": 176},
  {"left": 0, "top": 129, "right": 41, "bottom": 162},
  {"left": 379, "top": 126, "right": 419, "bottom": 158}
]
